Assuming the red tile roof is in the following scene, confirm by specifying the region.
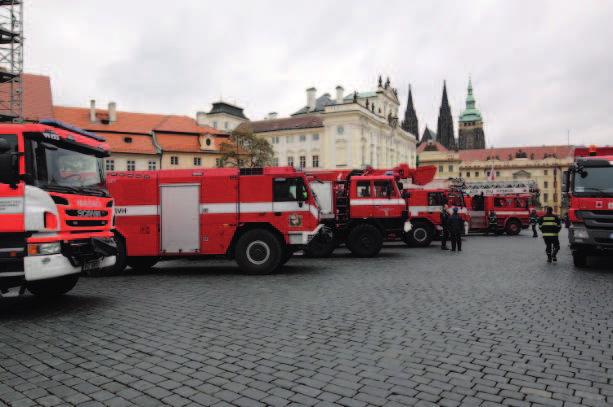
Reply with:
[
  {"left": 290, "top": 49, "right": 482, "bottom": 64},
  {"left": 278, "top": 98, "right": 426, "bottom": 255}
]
[
  {"left": 240, "top": 115, "right": 324, "bottom": 133},
  {"left": 0, "top": 73, "right": 54, "bottom": 121},
  {"left": 417, "top": 141, "right": 449, "bottom": 153},
  {"left": 53, "top": 106, "right": 222, "bottom": 136},
  {"left": 459, "top": 145, "right": 574, "bottom": 162},
  {"left": 95, "top": 132, "right": 157, "bottom": 155},
  {"left": 155, "top": 134, "right": 202, "bottom": 153}
]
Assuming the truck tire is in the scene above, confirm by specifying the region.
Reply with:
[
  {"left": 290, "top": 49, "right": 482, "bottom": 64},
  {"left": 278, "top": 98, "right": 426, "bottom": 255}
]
[
  {"left": 505, "top": 219, "right": 521, "bottom": 236},
  {"left": 404, "top": 221, "right": 433, "bottom": 247},
  {"left": 572, "top": 251, "right": 588, "bottom": 268},
  {"left": 235, "top": 229, "right": 283, "bottom": 274},
  {"left": 27, "top": 275, "right": 79, "bottom": 297},
  {"left": 304, "top": 233, "right": 337, "bottom": 258},
  {"left": 127, "top": 257, "right": 159, "bottom": 273},
  {"left": 346, "top": 224, "right": 383, "bottom": 258}
]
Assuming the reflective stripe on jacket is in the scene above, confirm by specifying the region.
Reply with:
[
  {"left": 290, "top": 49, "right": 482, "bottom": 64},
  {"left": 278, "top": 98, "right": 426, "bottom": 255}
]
[{"left": 538, "top": 215, "right": 561, "bottom": 236}]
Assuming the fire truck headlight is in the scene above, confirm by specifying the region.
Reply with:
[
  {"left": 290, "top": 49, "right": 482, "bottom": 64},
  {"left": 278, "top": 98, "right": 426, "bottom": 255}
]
[
  {"left": 27, "top": 242, "right": 61, "bottom": 256},
  {"left": 572, "top": 227, "right": 589, "bottom": 240}
]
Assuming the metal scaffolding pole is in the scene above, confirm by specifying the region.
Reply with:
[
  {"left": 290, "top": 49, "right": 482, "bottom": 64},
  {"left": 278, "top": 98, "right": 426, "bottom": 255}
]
[{"left": 0, "top": 0, "right": 23, "bottom": 122}]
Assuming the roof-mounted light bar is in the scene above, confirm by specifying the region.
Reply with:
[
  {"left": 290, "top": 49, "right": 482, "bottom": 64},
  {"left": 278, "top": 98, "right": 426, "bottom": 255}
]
[{"left": 39, "top": 118, "right": 106, "bottom": 142}]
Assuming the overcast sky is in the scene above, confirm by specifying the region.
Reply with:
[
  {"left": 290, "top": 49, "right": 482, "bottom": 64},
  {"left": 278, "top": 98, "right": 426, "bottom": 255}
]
[{"left": 26, "top": 0, "right": 613, "bottom": 147}]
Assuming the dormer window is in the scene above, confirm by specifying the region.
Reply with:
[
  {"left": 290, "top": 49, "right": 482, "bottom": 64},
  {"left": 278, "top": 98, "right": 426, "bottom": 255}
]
[
  {"left": 124, "top": 137, "right": 133, "bottom": 143},
  {"left": 205, "top": 138, "right": 211, "bottom": 146}
]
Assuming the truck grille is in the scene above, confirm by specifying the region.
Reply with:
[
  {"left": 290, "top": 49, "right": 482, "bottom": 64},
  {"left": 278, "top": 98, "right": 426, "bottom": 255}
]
[{"left": 577, "top": 211, "right": 613, "bottom": 230}]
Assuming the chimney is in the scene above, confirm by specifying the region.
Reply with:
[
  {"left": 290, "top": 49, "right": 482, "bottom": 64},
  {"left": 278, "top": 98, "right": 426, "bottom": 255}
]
[
  {"left": 108, "top": 102, "right": 117, "bottom": 123},
  {"left": 267, "top": 112, "right": 278, "bottom": 120},
  {"left": 336, "top": 85, "right": 344, "bottom": 104},
  {"left": 196, "top": 111, "right": 207, "bottom": 125},
  {"left": 306, "top": 87, "right": 316, "bottom": 111},
  {"left": 89, "top": 99, "right": 96, "bottom": 122}
]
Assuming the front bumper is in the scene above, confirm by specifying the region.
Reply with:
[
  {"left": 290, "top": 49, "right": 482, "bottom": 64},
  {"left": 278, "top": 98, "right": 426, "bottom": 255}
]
[
  {"left": 288, "top": 224, "right": 326, "bottom": 246},
  {"left": 25, "top": 254, "right": 116, "bottom": 281},
  {"left": 569, "top": 224, "right": 613, "bottom": 255}
]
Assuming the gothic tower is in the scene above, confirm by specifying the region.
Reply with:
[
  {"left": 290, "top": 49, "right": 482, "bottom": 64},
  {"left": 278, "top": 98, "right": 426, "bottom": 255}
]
[
  {"left": 436, "top": 81, "right": 457, "bottom": 150},
  {"left": 401, "top": 85, "right": 419, "bottom": 141},
  {"left": 458, "top": 78, "right": 485, "bottom": 150}
]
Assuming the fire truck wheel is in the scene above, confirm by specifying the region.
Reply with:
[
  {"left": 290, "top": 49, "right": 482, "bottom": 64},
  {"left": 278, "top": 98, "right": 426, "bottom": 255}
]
[
  {"left": 572, "top": 251, "right": 588, "bottom": 267},
  {"left": 304, "top": 234, "right": 337, "bottom": 258},
  {"left": 235, "top": 229, "right": 283, "bottom": 274},
  {"left": 27, "top": 275, "right": 79, "bottom": 297},
  {"left": 404, "top": 222, "right": 433, "bottom": 247},
  {"left": 346, "top": 224, "right": 383, "bottom": 258},
  {"left": 505, "top": 220, "right": 522, "bottom": 236},
  {"left": 127, "top": 257, "right": 159, "bottom": 273}
]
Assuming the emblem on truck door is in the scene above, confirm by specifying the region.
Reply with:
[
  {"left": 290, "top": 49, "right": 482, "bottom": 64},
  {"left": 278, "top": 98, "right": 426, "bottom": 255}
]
[{"left": 289, "top": 214, "right": 303, "bottom": 226}]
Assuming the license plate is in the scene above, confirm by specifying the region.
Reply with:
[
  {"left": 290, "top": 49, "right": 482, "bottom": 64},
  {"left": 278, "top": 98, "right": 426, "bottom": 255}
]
[{"left": 82, "top": 260, "right": 101, "bottom": 272}]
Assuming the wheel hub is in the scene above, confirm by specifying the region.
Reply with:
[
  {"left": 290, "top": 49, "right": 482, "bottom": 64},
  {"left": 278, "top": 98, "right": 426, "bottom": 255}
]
[{"left": 246, "top": 240, "right": 271, "bottom": 265}]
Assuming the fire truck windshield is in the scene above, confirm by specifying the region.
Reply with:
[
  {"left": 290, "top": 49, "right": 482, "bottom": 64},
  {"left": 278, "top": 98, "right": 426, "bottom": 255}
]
[
  {"left": 574, "top": 167, "right": 613, "bottom": 196},
  {"left": 28, "top": 139, "right": 106, "bottom": 195}
]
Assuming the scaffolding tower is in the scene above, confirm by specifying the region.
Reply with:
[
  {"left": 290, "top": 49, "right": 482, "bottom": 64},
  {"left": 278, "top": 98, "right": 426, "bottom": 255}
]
[{"left": 0, "top": 0, "right": 23, "bottom": 122}]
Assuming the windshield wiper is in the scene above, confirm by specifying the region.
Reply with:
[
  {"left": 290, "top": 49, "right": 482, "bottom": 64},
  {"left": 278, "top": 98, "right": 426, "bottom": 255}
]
[
  {"left": 39, "top": 183, "right": 81, "bottom": 195},
  {"left": 78, "top": 186, "right": 109, "bottom": 197}
]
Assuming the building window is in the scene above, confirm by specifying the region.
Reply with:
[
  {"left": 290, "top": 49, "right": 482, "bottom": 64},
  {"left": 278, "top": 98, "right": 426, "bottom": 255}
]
[
  {"left": 215, "top": 158, "right": 222, "bottom": 167},
  {"left": 299, "top": 135, "right": 306, "bottom": 142},
  {"left": 224, "top": 121, "right": 229, "bottom": 129},
  {"left": 212, "top": 121, "right": 218, "bottom": 129},
  {"left": 272, "top": 157, "right": 279, "bottom": 166},
  {"left": 171, "top": 156, "right": 179, "bottom": 165},
  {"left": 105, "top": 159, "right": 115, "bottom": 171},
  {"left": 205, "top": 138, "right": 212, "bottom": 146},
  {"left": 337, "top": 125, "right": 344, "bottom": 135},
  {"left": 496, "top": 171, "right": 500, "bottom": 177},
  {"left": 238, "top": 159, "right": 245, "bottom": 167},
  {"left": 448, "top": 165, "right": 454, "bottom": 172},
  {"left": 148, "top": 161, "right": 156, "bottom": 170},
  {"left": 312, "top": 134, "right": 319, "bottom": 141},
  {"left": 544, "top": 181, "right": 548, "bottom": 189},
  {"left": 553, "top": 193, "right": 558, "bottom": 203},
  {"left": 475, "top": 171, "right": 479, "bottom": 177},
  {"left": 287, "top": 136, "right": 294, "bottom": 143},
  {"left": 126, "top": 160, "right": 136, "bottom": 171},
  {"left": 312, "top": 155, "right": 319, "bottom": 168},
  {"left": 287, "top": 156, "right": 294, "bottom": 167},
  {"left": 194, "top": 157, "right": 202, "bottom": 166},
  {"left": 299, "top": 155, "right": 306, "bottom": 168},
  {"left": 544, "top": 193, "right": 549, "bottom": 202},
  {"left": 466, "top": 172, "right": 471, "bottom": 177},
  {"left": 544, "top": 169, "right": 548, "bottom": 176},
  {"left": 438, "top": 165, "right": 444, "bottom": 173},
  {"left": 271, "top": 136, "right": 279, "bottom": 144}
]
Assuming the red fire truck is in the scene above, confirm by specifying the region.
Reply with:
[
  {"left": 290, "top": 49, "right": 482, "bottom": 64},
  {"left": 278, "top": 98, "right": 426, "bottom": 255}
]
[
  {"left": 0, "top": 120, "right": 116, "bottom": 297},
  {"left": 564, "top": 146, "right": 613, "bottom": 267},
  {"left": 464, "top": 193, "right": 535, "bottom": 235},
  {"left": 304, "top": 168, "right": 410, "bottom": 257},
  {"left": 106, "top": 167, "right": 323, "bottom": 274}
]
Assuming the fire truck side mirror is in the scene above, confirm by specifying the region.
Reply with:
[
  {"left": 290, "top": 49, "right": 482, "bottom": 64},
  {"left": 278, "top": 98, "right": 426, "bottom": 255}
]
[
  {"left": 0, "top": 138, "right": 9, "bottom": 153},
  {"left": 401, "top": 190, "right": 410, "bottom": 199},
  {"left": 561, "top": 170, "right": 569, "bottom": 193}
]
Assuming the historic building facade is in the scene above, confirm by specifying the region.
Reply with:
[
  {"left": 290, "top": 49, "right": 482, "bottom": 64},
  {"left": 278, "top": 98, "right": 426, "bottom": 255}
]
[
  {"left": 458, "top": 79, "right": 486, "bottom": 150},
  {"left": 417, "top": 143, "right": 574, "bottom": 212},
  {"left": 196, "top": 101, "right": 249, "bottom": 132},
  {"left": 245, "top": 77, "right": 417, "bottom": 170}
]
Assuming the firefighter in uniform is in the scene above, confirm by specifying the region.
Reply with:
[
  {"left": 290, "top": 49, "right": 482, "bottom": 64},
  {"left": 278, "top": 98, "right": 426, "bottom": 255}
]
[
  {"left": 538, "top": 206, "right": 562, "bottom": 263},
  {"left": 529, "top": 209, "right": 538, "bottom": 238},
  {"left": 486, "top": 211, "right": 498, "bottom": 235},
  {"left": 449, "top": 207, "right": 465, "bottom": 252},
  {"left": 441, "top": 203, "right": 450, "bottom": 250}
]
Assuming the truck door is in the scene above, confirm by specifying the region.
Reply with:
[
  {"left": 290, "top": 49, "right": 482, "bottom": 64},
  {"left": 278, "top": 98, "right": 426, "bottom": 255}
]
[
  {"left": 469, "top": 194, "right": 486, "bottom": 229},
  {"left": 351, "top": 180, "right": 373, "bottom": 218},
  {"left": 373, "top": 180, "right": 400, "bottom": 219},
  {"left": 160, "top": 184, "right": 200, "bottom": 254}
]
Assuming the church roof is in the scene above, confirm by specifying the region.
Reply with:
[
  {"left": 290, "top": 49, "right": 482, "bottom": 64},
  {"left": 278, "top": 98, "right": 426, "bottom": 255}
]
[
  {"left": 208, "top": 101, "right": 248, "bottom": 119},
  {"left": 459, "top": 78, "right": 482, "bottom": 123}
]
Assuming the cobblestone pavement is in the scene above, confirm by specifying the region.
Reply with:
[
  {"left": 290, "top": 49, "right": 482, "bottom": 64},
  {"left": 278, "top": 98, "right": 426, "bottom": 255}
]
[{"left": 1, "top": 231, "right": 613, "bottom": 407}]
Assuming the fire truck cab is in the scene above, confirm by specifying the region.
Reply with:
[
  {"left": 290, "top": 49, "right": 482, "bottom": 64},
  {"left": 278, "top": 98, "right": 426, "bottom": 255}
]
[
  {"left": 106, "top": 167, "right": 323, "bottom": 274},
  {"left": 305, "top": 169, "right": 410, "bottom": 257},
  {"left": 465, "top": 193, "right": 533, "bottom": 235},
  {"left": 564, "top": 147, "right": 613, "bottom": 267},
  {"left": 0, "top": 120, "right": 116, "bottom": 297}
]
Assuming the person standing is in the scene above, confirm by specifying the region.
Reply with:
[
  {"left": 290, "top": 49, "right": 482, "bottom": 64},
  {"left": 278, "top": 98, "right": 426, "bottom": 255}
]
[
  {"left": 486, "top": 211, "right": 498, "bottom": 236},
  {"left": 538, "top": 206, "right": 562, "bottom": 263},
  {"left": 440, "top": 203, "right": 450, "bottom": 250},
  {"left": 449, "top": 207, "right": 465, "bottom": 252},
  {"left": 530, "top": 209, "right": 538, "bottom": 238}
]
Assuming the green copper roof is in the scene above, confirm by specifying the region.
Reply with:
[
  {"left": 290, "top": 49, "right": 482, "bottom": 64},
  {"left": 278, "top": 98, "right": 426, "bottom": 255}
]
[{"left": 459, "top": 78, "right": 482, "bottom": 123}]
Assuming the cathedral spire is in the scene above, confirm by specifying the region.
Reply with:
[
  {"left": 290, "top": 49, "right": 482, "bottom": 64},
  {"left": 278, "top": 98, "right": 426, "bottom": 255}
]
[
  {"left": 401, "top": 84, "right": 419, "bottom": 140},
  {"left": 436, "top": 80, "right": 456, "bottom": 150},
  {"left": 458, "top": 76, "right": 485, "bottom": 150}
]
